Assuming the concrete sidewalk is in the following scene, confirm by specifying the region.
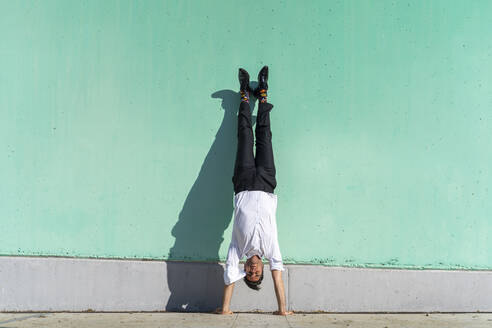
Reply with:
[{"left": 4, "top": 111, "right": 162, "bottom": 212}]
[{"left": 0, "top": 313, "right": 491, "bottom": 327}]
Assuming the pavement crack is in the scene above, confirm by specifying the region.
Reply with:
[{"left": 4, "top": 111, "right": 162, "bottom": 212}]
[
  {"left": 0, "top": 313, "right": 50, "bottom": 325},
  {"left": 230, "top": 313, "right": 239, "bottom": 328},
  {"left": 285, "top": 315, "right": 293, "bottom": 328}
]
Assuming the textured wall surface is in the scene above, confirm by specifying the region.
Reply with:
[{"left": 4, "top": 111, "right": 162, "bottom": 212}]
[{"left": 1, "top": 0, "right": 491, "bottom": 269}]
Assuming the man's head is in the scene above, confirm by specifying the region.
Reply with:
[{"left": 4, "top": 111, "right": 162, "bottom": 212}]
[{"left": 243, "top": 255, "right": 264, "bottom": 290}]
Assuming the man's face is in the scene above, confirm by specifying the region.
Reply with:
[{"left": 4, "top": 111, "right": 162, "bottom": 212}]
[{"left": 244, "top": 255, "right": 263, "bottom": 282}]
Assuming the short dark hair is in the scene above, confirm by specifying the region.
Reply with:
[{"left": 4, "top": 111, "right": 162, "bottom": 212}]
[{"left": 244, "top": 272, "right": 264, "bottom": 291}]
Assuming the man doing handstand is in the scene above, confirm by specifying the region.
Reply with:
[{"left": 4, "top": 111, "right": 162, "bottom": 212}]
[{"left": 215, "top": 66, "right": 292, "bottom": 315}]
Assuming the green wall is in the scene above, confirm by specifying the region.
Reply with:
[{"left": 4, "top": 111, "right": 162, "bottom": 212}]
[{"left": 1, "top": 0, "right": 491, "bottom": 270}]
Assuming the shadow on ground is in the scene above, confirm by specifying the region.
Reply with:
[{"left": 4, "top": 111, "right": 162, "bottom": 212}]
[{"left": 165, "top": 90, "right": 256, "bottom": 311}]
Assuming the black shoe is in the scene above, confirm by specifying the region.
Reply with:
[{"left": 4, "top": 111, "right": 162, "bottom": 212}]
[
  {"left": 238, "top": 68, "right": 251, "bottom": 92},
  {"left": 253, "top": 65, "right": 269, "bottom": 98}
]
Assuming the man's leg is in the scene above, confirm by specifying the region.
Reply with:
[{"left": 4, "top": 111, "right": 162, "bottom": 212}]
[
  {"left": 254, "top": 101, "right": 277, "bottom": 193},
  {"left": 253, "top": 66, "right": 276, "bottom": 193},
  {"left": 232, "top": 72, "right": 256, "bottom": 194}
]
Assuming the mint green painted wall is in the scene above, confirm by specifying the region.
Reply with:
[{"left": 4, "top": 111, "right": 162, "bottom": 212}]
[{"left": 1, "top": 0, "right": 491, "bottom": 269}]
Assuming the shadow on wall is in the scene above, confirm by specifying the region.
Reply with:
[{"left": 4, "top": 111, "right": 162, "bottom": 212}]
[{"left": 165, "top": 90, "right": 256, "bottom": 311}]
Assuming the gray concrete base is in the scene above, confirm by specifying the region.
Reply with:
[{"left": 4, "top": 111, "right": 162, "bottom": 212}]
[{"left": 0, "top": 256, "right": 491, "bottom": 312}]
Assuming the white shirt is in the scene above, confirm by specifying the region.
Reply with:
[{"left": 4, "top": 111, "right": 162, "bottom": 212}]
[{"left": 223, "top": 190, "right": 285, "bottom": 285}]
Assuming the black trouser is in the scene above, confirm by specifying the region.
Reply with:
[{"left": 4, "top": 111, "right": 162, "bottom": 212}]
[{"left": 232, "top": 101, "right": 277, "bottom": 195}]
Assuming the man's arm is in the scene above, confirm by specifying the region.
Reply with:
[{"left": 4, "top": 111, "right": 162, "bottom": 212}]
[
  {"left": 214, "top": 283, "right": 234, "bottom": 314},
  {"left": 271, "top": 270, "right": 293, "bottom": 315},
  {"left": 215, "top": 234, "right": 243, "bottom": 315}
]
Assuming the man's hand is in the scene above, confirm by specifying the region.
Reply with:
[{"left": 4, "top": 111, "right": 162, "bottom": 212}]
[
  {"left": 217, "top": 283, "right": 235, "bottom": 315},
  {"left": 272, "top": 270, "right": 290, "bottom": 316},
  {"left": 213, "top": 307, "right": 233, "bottom": 315},
  {"left": 273, "top": 310, "right": 293, "bottom": 315}
]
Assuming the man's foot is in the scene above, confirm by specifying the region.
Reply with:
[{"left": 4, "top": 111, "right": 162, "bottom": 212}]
[
  {"left": 254, "top": 65, "right": 268, "bottom": 103},
  {"left": 238, "top": 68, "right": 251, "bottom": 103}
]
